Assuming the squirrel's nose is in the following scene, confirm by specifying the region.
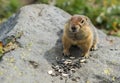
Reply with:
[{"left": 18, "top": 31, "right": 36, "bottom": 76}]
[{"left": 71, "top": 26, "right": 76, "bottom": 31}]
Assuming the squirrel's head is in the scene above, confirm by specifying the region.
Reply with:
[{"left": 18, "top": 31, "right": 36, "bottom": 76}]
[{"left": 68, "top": 15, "right": 88, "bottom": 33}]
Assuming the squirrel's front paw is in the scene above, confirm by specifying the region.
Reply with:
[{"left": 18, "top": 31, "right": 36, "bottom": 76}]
[
  {"left": 91, "top": 45, "right": 98, "bottom": 51},
  {"left": 81, "top": 52, "right": 90, "bottom": 59},
  {"left": 84, "top": 54, "right": 89, "bottom": 58},
  {"left": 63, "top": 49, "right": 70, "bottom": 56}
]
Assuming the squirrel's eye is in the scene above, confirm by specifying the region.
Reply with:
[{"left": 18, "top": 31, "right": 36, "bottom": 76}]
[{"left": 81, "top": 20, "right": 84, "bottom": 23}]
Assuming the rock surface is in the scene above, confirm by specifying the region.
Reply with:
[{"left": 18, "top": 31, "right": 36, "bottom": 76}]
[{"left": 0, "top": 4, "right": 120, "bottom": 83}]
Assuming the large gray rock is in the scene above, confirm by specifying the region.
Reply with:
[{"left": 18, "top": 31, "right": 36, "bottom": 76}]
[{"left": 0, "top": 4, "right": 120, "bottom": 83}]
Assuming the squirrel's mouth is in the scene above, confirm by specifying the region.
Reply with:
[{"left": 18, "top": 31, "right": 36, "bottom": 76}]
[
  {"left": 71, "top": 29, "right": 76, "bottom": 32},
  {"left": 70, "top": 27, "right": 79, "bottom": 33}
]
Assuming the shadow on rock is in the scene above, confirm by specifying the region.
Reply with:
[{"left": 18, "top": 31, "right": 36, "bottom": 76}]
[
  {"left": 44, "top": 29, "right": 83, "bottom": 65},
  {"left": 0, "top": 12, "right": 20, "bottom": 40}
]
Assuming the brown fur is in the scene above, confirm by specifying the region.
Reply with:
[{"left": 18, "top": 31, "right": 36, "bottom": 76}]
[{"left": 62, "top": 15, "right": 98, "bottom": 58}]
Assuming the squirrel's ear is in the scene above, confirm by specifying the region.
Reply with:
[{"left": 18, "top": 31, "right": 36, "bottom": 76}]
[
  {"left": 84, "top": 16, "right": 92, "bottom": 23},
  {"left": 84, "top": 16, "right": 89, "bottom": 21},
  {"left": 65, "top": 17, "right": 71, "bottom": 23},
  {"left": 70, "top": 17, "right": 73, "bottom": 21}
]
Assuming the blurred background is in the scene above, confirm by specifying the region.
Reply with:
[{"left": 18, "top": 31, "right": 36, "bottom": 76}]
[{"left": 0, "top": 0, "right": 120, "bottom": 36}]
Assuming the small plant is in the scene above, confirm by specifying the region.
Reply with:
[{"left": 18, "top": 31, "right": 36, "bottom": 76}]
[{"left": 0, "top": 0, "right": 21, "bottom": 22}]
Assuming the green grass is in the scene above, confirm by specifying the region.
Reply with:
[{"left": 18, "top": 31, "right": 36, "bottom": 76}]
[{"left": 0, "top": 0, "right": 120, "bottom": 36}]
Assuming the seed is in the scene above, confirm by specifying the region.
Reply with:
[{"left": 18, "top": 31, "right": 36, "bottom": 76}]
[
  {"left": 60, "top": 77, "right": 63, "bottom": 80},
  {"left": 48, "top": 70, "right": 53, "bottom": 75},
  {"left": 70, "top": 57, "right": 75, "bottom": 59},
  {"left": 71, "top": 78, "right": 77, "bottom": 82},
  {"left": 71, "top": 69, "right": 76, "bottom": 73},
  {"left": 62, "top": 73, "right": 69, "bottom": 77},
  {"left": 80, "top": 59, "right": 86, "bottom": 63},
  {"left": 48, "top": 70, "right": 55, "bottom": 76},
  {"left": 58, "top": 69, "right": 63, "bottom": 73},
  {"left": 64, "top": 60, "right": 72, "bottom": 64}
]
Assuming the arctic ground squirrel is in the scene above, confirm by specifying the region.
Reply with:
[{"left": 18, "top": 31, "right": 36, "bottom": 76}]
[{"left": 62, "top": 15, "right": 98, "bottom": 58}]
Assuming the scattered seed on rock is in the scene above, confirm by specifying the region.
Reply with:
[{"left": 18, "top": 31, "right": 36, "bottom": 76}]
[
  {"left": 71, "top": 69, "right": 76, "bottom": 73},
  {"left": 50, "top": 57, "right": 83, "bottom": 78},
  {"left": 80, "top": 59, "right": 86, "bottom": 63},
  {"left": 58, "top": 69, "right": 63, "bottom": 73},
  {"left": 48, "top": 70, "right": 53, "bottom": 74},
  {"left": 62, "top": 73, "right": 69, "bottom": 77},
  {"left": 60, "top": 77, "right": 63, "bottom": 80},
  {"left": 48, "top": 70, "right": 55, "bottom": 76},
  {"left": 64, "top": 60, "right": 72, "bottom": 64},
  {"left": 71, "top": 78, "right": 77, "bottom": 82},
  {"left": 70, "top": 57, "right": 75, "bottom": 59}
]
